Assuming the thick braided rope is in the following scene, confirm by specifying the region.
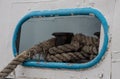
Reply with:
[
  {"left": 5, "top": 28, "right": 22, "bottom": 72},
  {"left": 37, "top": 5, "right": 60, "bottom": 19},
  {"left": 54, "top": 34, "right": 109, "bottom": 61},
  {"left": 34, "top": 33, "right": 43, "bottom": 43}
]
[
  {"left": 46, "top": 52, "right": 85, "bottom": 62},
  {"left": 71, "top": 33, "right": 99, "bottom": 46},
  {"left": 82, "top": 45, "right": 98, "bottom": 55},
  {"left": 28, "top": 38, "right": 55, "bottom": 58},
  {"left": 0, "top": 51, "right": 29, "bottom": 78},
  {"left": 0, "top": 33, "right": 99, "bottom": 78},
  {"left": 0, "top": 38, "right": 55, "bottom": 78},
  {"left": 49, "top": 33, "right": 99, "bottom": 55},
  {"left": 46, "top": 45, "right": 98, "bottom": 63},
  {"left": 49, "top": 43, "right": 80, "bottom": 54},
  {"left": 46, "top": 33, "right": 99, "bottom": 63}
]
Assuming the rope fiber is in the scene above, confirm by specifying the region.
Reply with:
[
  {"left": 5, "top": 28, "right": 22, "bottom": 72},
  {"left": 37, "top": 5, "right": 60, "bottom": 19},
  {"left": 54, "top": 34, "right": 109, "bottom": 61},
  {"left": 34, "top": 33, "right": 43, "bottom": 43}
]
[{"left": 0, "top": 33, "right": 99, "bottom": 78}]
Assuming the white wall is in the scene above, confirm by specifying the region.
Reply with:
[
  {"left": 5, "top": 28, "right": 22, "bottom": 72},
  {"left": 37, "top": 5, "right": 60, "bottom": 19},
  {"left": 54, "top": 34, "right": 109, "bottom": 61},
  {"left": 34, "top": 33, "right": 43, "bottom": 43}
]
[
  {"left": 112, "top": 0, "right": 120, "bottom": 79},
  {"left": 0, "top": 0, "right": 117, "bottom": 79},
  {"left": 0, "top": 1, "right": 15, "bottom": 77}
]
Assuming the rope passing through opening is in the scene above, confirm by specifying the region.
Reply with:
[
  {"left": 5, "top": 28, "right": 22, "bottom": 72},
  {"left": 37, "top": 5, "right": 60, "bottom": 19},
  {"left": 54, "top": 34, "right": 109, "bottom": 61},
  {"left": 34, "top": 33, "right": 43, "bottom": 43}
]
[{"left": 0, "top": 32, "right": 99, "bottom": 78}]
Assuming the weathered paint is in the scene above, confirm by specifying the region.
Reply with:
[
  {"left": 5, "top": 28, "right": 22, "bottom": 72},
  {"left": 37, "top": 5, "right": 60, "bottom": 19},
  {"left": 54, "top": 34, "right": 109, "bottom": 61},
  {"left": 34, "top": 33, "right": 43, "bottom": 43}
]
[
  {"left": 12, "top": 8, "right": 108, "bottom": 69},
  {"left": 0, "top": 0, "right": 118, "bottom": 79}
]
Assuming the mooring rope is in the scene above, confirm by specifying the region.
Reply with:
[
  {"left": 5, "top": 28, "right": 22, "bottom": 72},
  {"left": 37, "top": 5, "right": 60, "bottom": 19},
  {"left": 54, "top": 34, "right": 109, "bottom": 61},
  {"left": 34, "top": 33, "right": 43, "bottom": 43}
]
[
  {"left": 49, "top": 34, "right": 99, "bottom": 55},
  {"left": 49, "top": 43, "right": 80, "bottom": 54},
  {"left": 0, "top": 33, "right": 99, "bottom": 78},
  {"left": 46, "top": 45, "right": 98, "bottom": 62},
  {"left": 0, "top": 38, "right": 56, "bottom": 78},
  {"left": 47, "top": 34, "right": 99, "bottom": 62}
]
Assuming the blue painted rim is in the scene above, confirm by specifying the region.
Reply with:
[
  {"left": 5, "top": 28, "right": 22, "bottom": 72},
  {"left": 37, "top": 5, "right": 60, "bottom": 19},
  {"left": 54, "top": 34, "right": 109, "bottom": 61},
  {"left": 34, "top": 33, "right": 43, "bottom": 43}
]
[{"left": 12, "top": 8, "right": 108, "bottom": 69}]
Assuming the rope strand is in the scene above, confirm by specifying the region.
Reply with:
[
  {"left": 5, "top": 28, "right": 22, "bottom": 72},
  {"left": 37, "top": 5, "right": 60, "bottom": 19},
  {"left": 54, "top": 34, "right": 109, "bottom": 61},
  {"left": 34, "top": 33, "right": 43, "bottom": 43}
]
[{"left": 0, "top": 33, "right": 99, "bottom": 78}]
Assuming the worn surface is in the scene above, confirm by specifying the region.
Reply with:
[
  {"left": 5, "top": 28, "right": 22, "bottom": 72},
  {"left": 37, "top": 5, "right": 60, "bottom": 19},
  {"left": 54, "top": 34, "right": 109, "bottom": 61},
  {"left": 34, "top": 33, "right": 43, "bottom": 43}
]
[{"left": 0, "top": 0, "right": 117, "bottom": 79}]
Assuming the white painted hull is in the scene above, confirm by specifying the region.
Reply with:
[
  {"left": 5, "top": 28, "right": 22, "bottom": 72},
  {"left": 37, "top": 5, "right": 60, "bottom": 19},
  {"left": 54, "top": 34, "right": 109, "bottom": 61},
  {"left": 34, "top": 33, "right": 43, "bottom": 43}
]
[{"left": 0, "top": 0, "right": 119, "bottom": 79}]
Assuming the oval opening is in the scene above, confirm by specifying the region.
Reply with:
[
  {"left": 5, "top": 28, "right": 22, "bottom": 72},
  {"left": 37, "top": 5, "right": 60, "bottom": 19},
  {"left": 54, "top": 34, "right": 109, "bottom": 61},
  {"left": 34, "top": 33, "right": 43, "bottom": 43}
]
[{"left": 12, "top": 8, "right": 108, "bottom": 69}]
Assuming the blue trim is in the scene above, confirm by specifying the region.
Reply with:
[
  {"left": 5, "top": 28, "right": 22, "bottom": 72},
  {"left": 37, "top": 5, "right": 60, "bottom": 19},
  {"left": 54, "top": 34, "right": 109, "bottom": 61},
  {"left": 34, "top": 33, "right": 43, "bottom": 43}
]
[{"left": 12, "top": 8, "right": 109, "bottom": 69}]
